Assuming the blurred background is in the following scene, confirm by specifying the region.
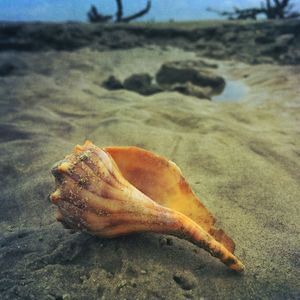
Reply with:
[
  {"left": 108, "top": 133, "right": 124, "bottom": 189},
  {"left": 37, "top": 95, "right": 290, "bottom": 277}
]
[{"left": 1, "top": 0, "right": 300, "bottom": 22}]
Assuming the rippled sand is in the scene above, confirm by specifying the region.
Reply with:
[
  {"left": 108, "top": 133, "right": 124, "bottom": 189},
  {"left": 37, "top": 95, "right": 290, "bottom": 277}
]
[{"left": 0, "top": 29, "right": 299, "bottom": 299}]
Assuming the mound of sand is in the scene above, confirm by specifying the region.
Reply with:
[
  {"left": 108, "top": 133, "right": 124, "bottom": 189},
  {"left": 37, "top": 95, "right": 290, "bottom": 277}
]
[{"left": 0, "top": 22, "right": 300, "bottom": 299}]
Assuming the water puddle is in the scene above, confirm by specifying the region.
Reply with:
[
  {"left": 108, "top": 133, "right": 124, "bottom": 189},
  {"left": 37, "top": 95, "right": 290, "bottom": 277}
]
[{"left": 212, "top": 80, "right": 248, "bottom": 102}]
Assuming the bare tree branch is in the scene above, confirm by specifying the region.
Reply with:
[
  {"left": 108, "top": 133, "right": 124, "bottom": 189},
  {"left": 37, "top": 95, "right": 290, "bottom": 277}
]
[
  {"left": 115, "top": 0, "right": 123, "bottom": 22},
  {"left": 208, "top": 0, "right": 299, "bottom": 20},
  {"left": 117, "top": 0, "right": 151, "bottom": 23},
  {"left": 87, "top": 5, "right": 112, "bottom": 23},
  {"left": 88, "top": 0, "right": 152, "bottom": 23}
]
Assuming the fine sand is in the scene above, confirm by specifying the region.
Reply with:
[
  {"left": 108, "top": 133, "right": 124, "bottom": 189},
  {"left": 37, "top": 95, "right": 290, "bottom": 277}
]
[{"left": 0, "top": 21, "right": 300, "bottom": 300}]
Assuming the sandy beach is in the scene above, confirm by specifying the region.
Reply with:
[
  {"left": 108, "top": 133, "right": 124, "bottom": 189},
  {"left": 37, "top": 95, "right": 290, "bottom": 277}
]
[{"left": 0, "top": 20, "right": 300, "bottom": 299}]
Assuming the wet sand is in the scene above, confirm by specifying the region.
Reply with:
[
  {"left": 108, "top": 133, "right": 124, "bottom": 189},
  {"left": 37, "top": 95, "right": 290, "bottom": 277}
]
[{"left": 0, "top": 21, "right": 300, "bottom": 299}]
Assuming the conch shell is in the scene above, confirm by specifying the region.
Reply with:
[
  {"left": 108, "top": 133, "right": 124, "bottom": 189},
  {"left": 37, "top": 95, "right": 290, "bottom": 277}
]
[{"left": 50, "top": 141, "right": 244, "bottom": 272}]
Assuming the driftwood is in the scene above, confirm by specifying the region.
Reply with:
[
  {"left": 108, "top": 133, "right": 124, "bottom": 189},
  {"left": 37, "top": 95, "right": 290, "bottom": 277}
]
[
  {"left": 87, "top": 5, "right": 112, "bottom": 23},
  {"left": 208, "top": 0, "right": 299, "bottom": 20},
  {"left": 208, "top": 7, "right": 264, "bottom": 20},
  {"left": 88, "top": 0, "right": 151, "bottom": 23},
  {"left": 116, "top": 0, "right": 151, "bottom": 23}
]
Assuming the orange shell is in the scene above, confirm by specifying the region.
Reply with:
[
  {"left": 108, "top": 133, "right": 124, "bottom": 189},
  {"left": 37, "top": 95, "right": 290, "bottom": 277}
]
[{"left": 76, "top": 141, "right": 235, "bottom": 253}]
